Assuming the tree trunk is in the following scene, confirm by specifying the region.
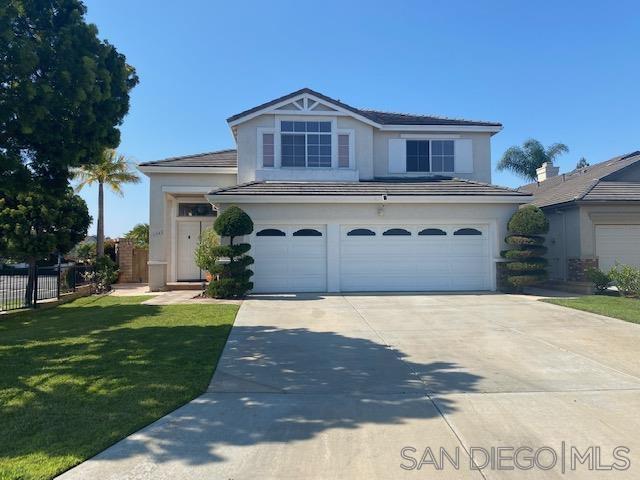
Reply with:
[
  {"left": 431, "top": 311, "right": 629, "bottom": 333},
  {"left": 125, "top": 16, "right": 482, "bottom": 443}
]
[
  {"left": 24, "top": 257, "right": 37, "bottom": 307},
  {"left": 97, "top": 181, "right": 105, "bottom": 258}
]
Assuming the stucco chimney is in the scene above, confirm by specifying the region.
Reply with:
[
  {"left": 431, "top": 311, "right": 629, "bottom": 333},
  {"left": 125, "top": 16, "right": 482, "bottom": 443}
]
[{"left": 536, "top": 162, "right": 560, "bottom": 182}]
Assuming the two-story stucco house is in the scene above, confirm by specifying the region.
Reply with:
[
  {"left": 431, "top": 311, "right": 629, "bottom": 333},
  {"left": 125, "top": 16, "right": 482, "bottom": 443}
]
[{"left": 138, "top": 88, "right": 530, "bottom": 293}]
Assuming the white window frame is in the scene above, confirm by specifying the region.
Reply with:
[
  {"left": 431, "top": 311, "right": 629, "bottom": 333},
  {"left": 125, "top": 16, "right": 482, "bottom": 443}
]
[
  {"left": 405, "top": 139, "right": 456, "bottom": 174},
  {"left": 257, "top": 127, "right": 276, "bottom": 169},
  {"left": 336, "top": 129, "right": 355, "bottom": 169},
  {"left": 258, "top": 117, "right": 356, "bottom": 171},
  {"left": 279, "top": 119, "right": 333, "bottom": 168}
]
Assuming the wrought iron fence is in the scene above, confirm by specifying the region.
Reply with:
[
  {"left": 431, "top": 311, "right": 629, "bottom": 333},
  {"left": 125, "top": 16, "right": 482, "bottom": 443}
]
[{"left": 0, "top": 263, "right": 94, "bottom": 312}]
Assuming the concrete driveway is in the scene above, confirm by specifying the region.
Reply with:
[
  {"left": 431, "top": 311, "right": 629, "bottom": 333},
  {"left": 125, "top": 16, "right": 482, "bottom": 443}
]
[{"left": 59, "top": 293, "right": 640, "bottom": 479}]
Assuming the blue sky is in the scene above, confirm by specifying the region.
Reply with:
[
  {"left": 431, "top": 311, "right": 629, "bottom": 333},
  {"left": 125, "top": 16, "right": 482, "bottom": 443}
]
[{"left": 81, "top": 0, "right": 640, "bottom": 237}]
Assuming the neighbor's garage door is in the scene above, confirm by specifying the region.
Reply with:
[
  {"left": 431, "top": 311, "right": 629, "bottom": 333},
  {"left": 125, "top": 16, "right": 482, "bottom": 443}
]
[
  {"left": 595, "top": 225, "right": 640, "bottom": 271},
  {"left": 340, "top": 225, "right": 491, "bottom": 291},
  {"left": 251, "top": 225, "right": 327, "bottom": 293}
]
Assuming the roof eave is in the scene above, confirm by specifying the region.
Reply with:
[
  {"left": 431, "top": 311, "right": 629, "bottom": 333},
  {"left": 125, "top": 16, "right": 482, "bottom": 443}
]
[
  {"left": 206, "top": 193, "right": 530, "bottom": 205},
  {"left": 138, "top": 166, "right": 238, "bottom": 175}
]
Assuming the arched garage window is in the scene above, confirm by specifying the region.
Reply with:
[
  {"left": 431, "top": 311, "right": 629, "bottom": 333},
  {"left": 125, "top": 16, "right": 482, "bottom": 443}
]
[
  {"left": 293, "top": 229, "right": 322, "bottom": 237},
  {"left": 256, "top": 228, "right": 286, "bottom": 237},
  {"left": 383, "top": 228, "right": 411, "bottom": 236},
  {"left": 418, "top": 228, "right": 447, "bottom": 236},
  {"left": 347, "top": 228, "right": 376, "bottom": 236},
  {"left": 453, "top": 228, "right": 482, "bottom": 236}
]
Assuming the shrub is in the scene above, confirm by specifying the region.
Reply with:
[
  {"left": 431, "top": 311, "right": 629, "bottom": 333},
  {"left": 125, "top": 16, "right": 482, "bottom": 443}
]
[
  {"left": 206, "top": 206, "right": 254, "bottom": 298},
  {"left": 501, "top": 206, "right": 549, "bottom": 291},
  {"left": 586, "top": 267, "right": 611, "bottom": 294},
  {"left": 86, "top": 256, "right": 119, "bottom": 293},
  {"left": 608, "top": 264, "right": 640, "bottom": 297},
  {"left": 194, "top": 227, "right": 220, "bottom": 274},
  {"left": 507, "top": 205, "right": 549, "bottom": 235}
]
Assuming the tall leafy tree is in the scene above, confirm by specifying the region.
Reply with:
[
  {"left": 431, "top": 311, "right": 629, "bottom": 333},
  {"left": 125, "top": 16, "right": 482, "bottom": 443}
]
[
  {"left": 497, "top": 139, "right": 569, "bottom": 181},
  {"left": 73, "top": 149, "right": 140, "bottom": 257},
  {"left": 124, "top": 223, "right": 149, "bottom": 248},
  {"left": 0, "top": 0, "right": 139, "bottom": 192},
  {"left": 0, "top": 185, "right": 91, "bottom": 304},
  {"left": 576, "top": 157, "right": 590, "bottom": 169}
]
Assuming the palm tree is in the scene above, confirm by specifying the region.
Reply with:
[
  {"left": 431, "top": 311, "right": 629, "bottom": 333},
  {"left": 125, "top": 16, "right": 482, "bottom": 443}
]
[
  {"left": 497, "top": 139, "right": 569, "bottom": 181},
  {"left": 73, "top": 149, "right": 140, "bottom": 257}
]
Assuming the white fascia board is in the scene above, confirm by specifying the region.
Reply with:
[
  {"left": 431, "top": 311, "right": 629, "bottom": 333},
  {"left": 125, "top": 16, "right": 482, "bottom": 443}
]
[
  {"left": 380, "top": 124, "right": 502, "bottom": 133},
  {"left": 206, "top": 194, "right": 530, "bottom": 205},
  {"left": 162, "top": 186, "right": 213, "bottom": 194},
  {"left": 138, "top": 166, "right": 238, "bottom": 175},
  {"left": 227, "top": 93, "right": 381, "bottom": 129}
]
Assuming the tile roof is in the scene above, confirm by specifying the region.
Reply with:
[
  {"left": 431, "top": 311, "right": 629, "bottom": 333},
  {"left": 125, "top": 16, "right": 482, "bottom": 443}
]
[
  {"left": 519, "top": 151, "right": 640, "bottom": 207},
  {"left": 227, "top": 88, "right": 502, "bottom": 127},
  {"left": 582, "top": 182, "right": 640, "bottom": 202},
  {"left": 139, "top": 149, "right": 237, "bottom": 168},
  {"left": 209, "top": 177, "right": 529, "bottom": 197}
]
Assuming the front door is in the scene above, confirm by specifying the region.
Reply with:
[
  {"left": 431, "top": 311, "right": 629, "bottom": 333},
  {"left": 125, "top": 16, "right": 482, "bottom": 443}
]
[{"left": 177, "top": 221, "right": 204, "bottom": 281}]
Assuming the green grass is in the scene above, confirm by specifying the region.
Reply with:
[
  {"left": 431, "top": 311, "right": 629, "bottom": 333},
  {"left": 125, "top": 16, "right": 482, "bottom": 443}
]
[
  {"left": 544, "top": 295, "right": 640, "bottom": 324},
  {"left": 0, "top": 295, "right": 239, "bottom": 480}
]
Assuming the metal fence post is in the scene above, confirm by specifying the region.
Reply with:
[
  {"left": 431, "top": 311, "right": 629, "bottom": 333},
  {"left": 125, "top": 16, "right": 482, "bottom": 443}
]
[
  {"left": 57, "top": 254, "right": 61, "bottom": 300},
  {"left": 32, "top": 265, "right": 38, "bottom": 308}
]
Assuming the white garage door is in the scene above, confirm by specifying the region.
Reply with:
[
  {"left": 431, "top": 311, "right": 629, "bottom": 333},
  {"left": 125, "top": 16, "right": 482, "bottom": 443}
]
[
  {"left": 251, "top": 225, "right": 327, "bottom": 293},
  {"left": 340, "top": 225, "right": 491, "bottom": 291},
  {"left": 595, "top": 225, "right": 640, "bottom": 272}
]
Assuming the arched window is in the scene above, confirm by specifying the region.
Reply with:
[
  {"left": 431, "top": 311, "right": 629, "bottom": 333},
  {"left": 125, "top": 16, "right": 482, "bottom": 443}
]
[
  {"left": 256, "top": 228, "right": 286, "bottom": 237},
  {"left": 453, "top": 228, "right": 482, "bottom": 236},
  {"left": 383, "top": 228, "right": 411, "bottom": 236},
  {"left": 418, "top": 228, "right": 447, "bottom": 236},
  {"left": 347, "top": 228, "right": 376, "bottom": 236},
  {"left": 293, "top": 228, "right": 322, "bottom": 237}
]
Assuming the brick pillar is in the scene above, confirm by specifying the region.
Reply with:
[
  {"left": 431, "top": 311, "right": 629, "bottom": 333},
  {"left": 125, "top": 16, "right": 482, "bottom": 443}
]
[
  {"left": 567, "top": 257, "right": 598, "bottom": 282},
  {"left": 117, "top": 239, "right": 134, "bottom": 283}
]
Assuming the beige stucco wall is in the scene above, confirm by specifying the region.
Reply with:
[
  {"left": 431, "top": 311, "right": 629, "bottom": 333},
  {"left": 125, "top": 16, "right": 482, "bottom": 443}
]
[
  {"left": 578, "top": 203, "right": 640, "bottom": 258},
  {"left": 147, "top": 171, "right": 237, "bottom": 290},
  {"left": 543, "top": 203, "right": 640, "bottom": 280},
  {"left": 372, "top": 131, "right": 493, "bottom": 182},
  {"left": 235, "top": 113, "right": 493, "bottom": 183},
  {"left": 543, "top": 207, "right": 581, "bottom": 280},
  {"left": 236, "top": 114, "right": 275, "bottom": 183}
]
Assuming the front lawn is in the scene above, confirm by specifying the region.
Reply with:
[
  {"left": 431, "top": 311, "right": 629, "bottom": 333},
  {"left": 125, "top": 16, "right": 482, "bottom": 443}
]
[
  {"left": 544, "top": 295, "right": 640, "bottom": 324},
  {"left": 0, "top": 295, "right": 239, "bottom": 480}
]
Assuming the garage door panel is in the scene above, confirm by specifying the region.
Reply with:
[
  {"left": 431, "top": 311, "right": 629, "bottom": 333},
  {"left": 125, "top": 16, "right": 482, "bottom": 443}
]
[
  {"left": 596, "top": 225, "right": 640, "bottom": 272},
  {"left": 340, "top": 224, "right": 490, "bottom": 292},
  {"left": 252, "top": 225, "right": 327, "bottom": 293}
]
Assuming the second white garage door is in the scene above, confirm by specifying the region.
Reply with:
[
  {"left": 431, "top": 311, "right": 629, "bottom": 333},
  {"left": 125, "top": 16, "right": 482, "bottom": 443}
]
[
  {"left": 340, "top": 224, "right": 491, "bottom": 291},
  {"left": 595, "top": 225, "right": 640, "bottom": 271},
  {"left": 251, "top": 225, "right": 327, "bottom": 293}
]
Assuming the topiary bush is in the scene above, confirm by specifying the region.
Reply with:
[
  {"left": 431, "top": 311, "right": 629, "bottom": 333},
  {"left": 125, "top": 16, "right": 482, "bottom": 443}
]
[
  {"left": 206, "top": 206, "right": 254, "bottom": 298},
  {"left": 501, "top": 205, "right": 549, "bottom": 291}
]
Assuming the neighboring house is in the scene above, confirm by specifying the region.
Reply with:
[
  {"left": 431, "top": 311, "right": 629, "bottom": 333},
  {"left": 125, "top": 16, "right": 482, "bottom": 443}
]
[
  {"left": 139, "top": 88, "right": 530, "bottom": 292},
  {"left": 520, "top": 152, "right": 640, "bottom": 281}
]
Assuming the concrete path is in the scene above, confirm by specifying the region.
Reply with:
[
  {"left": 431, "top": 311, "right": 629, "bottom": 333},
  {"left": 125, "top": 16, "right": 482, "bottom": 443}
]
[{"left": 59, "top": 293, "right": 640, "bottom": 479}]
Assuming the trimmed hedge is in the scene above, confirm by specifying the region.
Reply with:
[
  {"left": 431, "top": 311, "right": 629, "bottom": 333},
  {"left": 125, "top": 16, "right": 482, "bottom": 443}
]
[
  {"left": 501, "top": 246, "right": 548, "bottom": 260},
  {"left": 207, "top": 206, "right": 254, "bottom": 298},
  {"left": 507, "top": 205, "right": 549, "bottom": 235},
  {"left": 501, "top": 206, "right": 549, "bottom": 291}
]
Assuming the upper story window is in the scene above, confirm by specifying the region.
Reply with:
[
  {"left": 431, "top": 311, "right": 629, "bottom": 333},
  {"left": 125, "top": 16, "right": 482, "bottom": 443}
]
[
  {"left": 338, "top": 134, "right": 350, "bottom": 168},
  {"left": 178, "top": 203, "right": 215, "bottom": 217},
  {"left": 405, "top": 140, "right": 454, "bottom": 173},
  {"left": 262, "top": 133, "right": 274, "bottom": 167},
  {"left": 281, "top": 121, "right": 332, "bottom": 168}
]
